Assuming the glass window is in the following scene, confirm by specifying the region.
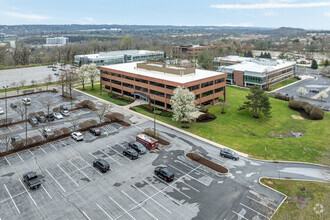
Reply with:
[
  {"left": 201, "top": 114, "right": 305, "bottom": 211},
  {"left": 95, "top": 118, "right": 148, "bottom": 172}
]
[
  {"left": 135, "top": 86, "right": 148, "bottom": 93},
  {"left": 123, "top": 82, "right": 134, "bottom": 89},
  {"left": 150, "top": 81, "right": 165, "bottom": 88},
  {"left": 202, "top": 90, "right": 213, "bottom": 97},
  {"left": 166, "top": 85, "right": 176, "bottom": 90},
  {"left": 111, "top": 79, "right": 121, "bottom": 85},
  {"left": 101, "top": 77, "right": 110, "bottom": 82},
  {"left": 195, "top": 94, "right": 200, "bottom": 99},
  {"left": 201, "top": 80, "right": 214, "bottom": 88},
  {"left": 135, "top": 78, "right": 148, "bottom": 84},
  {"left": 188, "top": 84, "right": 200, "bottom": 91},
  {"left": 150, "top": 89, "right": 165, "bottom": 97},
  {"left": 215, "top": 87, "right": 224, "bottom": 93},
  {"left": 215, "top": 78, "right": 225, "bottom": 84},
  {"left": 111, "top": 72, "right": 121, "bottom": 78},
  {"left": 122, "top": 75, "right": 134, "bottom": 81}
]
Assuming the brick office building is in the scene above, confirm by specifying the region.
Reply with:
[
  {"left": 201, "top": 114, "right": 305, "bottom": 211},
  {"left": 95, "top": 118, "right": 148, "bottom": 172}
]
[
  {"left": 99, "top": 62, "right": 227, "bottom": 110},
  {"left": 173, "top": 44, "right": 217, "bottom": 59}
]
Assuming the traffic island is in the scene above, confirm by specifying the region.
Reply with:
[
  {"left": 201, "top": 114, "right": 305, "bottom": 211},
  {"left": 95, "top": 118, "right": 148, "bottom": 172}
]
[{"left": 186, "top": 152, "right": 228, "bottom": 174}]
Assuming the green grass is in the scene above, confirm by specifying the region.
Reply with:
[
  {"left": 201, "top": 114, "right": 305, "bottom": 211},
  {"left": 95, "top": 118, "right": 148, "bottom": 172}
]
[
  {"left": 77, "top": 84, "right": 128, "bottom": 105},
  {"left": 261, "top": 178, "right": 329, "bottom": 219},
  {"left": 0, "top": 63, "right": 52, "bottom": 70},
  {"left": 133, "top": 86, "right": 330, "bottom": 165},
  {"left": 0, "top": 81, "right": 58, "bottom": 93},
  {"left": 269, "top": 78, "right": 299, "bottom": 91}
]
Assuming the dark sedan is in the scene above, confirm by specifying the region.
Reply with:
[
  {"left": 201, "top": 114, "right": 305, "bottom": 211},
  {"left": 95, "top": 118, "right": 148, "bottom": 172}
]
[
  {"left": 154, "top": 166, "right": 174, "bottom": 182},
  {"left": 123, "top": 148, "right": 138, "bottom": 160},
  {"left": 36, "top": 115, "right": 47, "bottom": 123},
  {"left": 90, "top": 128, "right": 101, "bottom": 136},
  {"left": 128, "top": 141, "right": 147, "bottom": 154},
  {"left": 220, "top": 148, "right": 239, "bottom": 161},
  {"left": 93, "top": 159, "right": 110, "bottom": 173},
  {"left": 45, "top": 113, "right": 55, "bottom": 121}
]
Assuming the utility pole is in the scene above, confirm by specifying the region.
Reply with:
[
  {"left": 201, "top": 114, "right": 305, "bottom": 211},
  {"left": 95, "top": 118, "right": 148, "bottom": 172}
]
[
  {"left": 25, "top": 104, "right": 27, "bottom": 146},
  {"left": 153, "top": 95, "right": 156, "bottom": 137},
  {"left": 3, "top": 85, "right": 8, "bottom": 125}
]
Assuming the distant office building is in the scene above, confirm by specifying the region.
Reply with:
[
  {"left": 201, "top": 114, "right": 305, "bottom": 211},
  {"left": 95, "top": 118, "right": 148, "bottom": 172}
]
[
  {"left": 46, "top": 37, "right": 68, "bottom": 45},
  {"left": 99, "top": 62, "right": 227, "bottom": 110},
  {"left": 173, "top": 44, "right": 217, "bottom": 59},
  {"left": 214, "top": 56, "right": 296, "bottom": 88},
  {"left": 74, "top": 50, "right": 164, "bottom": 66}
]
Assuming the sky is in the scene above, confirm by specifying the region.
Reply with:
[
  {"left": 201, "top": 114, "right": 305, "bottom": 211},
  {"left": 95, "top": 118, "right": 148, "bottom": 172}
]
[{"left": 0, "top": 0, "right": 330, "bottom": 30}]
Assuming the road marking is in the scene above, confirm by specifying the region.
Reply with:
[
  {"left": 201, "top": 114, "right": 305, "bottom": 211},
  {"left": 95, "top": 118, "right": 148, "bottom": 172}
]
[
  {"left": 176, "top": 160, "right": 214, "bottom": 180},
  {"left": 131, "top": 185, "right": 171, "bottom": 213},
  {"left": 28, "top": 149, "right": 34, "bottom": 156},
  {"left": 110, "top": 195, "right": 136, "bottom": 220},
  {"left": 19, "top": 179, "right": 38, "bottom": 207},
  {"left": 4, "top": 157, "right": 11, "bottom": 166},
  {"left": 82, "top": 211, "right": 91, "bottom": 220},
  {"left": 98, "top": 149, "right": 123, "bottom": 166},
  {"left": 4, "top": 184, "right": 20, "bottom": 213},
  {"left": 121, "top": 190, "right": 158, "bottom": 220},
  {"left": 142, "top": 179, "right": 181, "bottom": 206},
  {"left": 68, "top": 161, "right": 91, "bottom": 181},
  {"left": 96, "top": 203, "right": 113, "bottom": 220},
  {"left": 57, "top": 164, "right": 79, "bottom": 187},
  {"left": 39, "top": 146, "right": 47, "bottom": 154},
  {"left": 152, "top": 175, "right": 191, "bottom": 199},
  {"left": 60, "top": 140, "right": 67, "bottom": 147},
  {"left": 168, "top": 164, "right": 208, "bottom": 186},
  {"left": 232, "top": 211, "right": 248, "bottom": 220},
  {"left": 16, "top": 153, "right": 24, "bottom": 162},
  {"left": 45, "top": 169, "right": 66, "bottom": 193},
  {"left": 109, "top": 145, "right": 132, "bottom": 163},
  {"left": 50, "top": 143, "right": 57, "bottom": 151},
  {"left": 247, "top": 196, "right": 276, "bottom": 212},
  {"left": 79, "top": 156, "right": 104, "bottom": 176},
  {"left": 41, "top": 185, "right": 52, "bottom": 199},
  {"left": 240, "top": 202, "right": 270, "bottom": 219}
]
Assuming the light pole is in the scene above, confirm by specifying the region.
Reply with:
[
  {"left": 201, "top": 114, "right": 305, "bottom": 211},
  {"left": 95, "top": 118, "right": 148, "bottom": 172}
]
[
  {"left": 25, "top": 104, "right": 27, "bottom": 146},
  {"left": 153, "top": 95, "right": 156, "bottom": 137},
  {"left": 3, "top": 85, "right": 8, "bottom": 125}
]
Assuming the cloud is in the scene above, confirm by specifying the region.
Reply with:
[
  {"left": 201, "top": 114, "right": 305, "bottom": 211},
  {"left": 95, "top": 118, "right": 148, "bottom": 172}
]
[
  {"left": 83, "top": 17, "right": 94, "bottom": 22},
  {"left": 3, "top": 11, "right": 49, "bottom": 20},
  {"left": 210, "top": 2, "right": 330, "bottom": 10},
  {"left": 325, "top": 12, "right": 330, "bottom": 17}
]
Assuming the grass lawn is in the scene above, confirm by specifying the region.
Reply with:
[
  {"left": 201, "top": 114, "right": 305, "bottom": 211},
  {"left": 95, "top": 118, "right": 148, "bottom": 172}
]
[
  {"left": 269, "top": 78, "right": 299, "bottom": 91},
  {"left": 133, "top": 86, "right": 330, "bottom": 165},
  {"left": 77, "top": 84, "right": 128, "bottom": 106},
  {"left": 261, "top": 178, "right": 329, "bottom": 219},
  {"left": 0, "top": 81, "right": 58, "bottom": 93}
]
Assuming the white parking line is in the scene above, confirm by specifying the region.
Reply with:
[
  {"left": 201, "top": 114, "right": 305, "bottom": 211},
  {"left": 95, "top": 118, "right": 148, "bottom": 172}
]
[
  {"left": 19, "top": 179, "right": 38, "bottom": 207},
  {"left": 176, "top": 160, "right": 214, "bottom": 180},
  {"left": 50, "top": 143, "right": 57, "bottom": 151},
  {"left": 45, "top": 169, "right": 66, "bottom": 193},
  {"left": 110, "top": 195, "right": 136, "bottom": 220},
  {"left": 82, "top": 211, "right": 91, "bottom": 220},
  {"left": 168, "top": 164, "right": 208, "bottom": 187},
  {"left": 41, "top": 185, "right": 52, "bottom": 199},
  {"left": 60, "top": 140, "right": 67, "bottom": 147},
  {"left": 98, "top": 149, "right": 123, "bottom": 166},
  {"left": 131, "top": 185, "right": 171, "bottom": 214},
  {"left": 152, "top": 175, "right": 191, "bottom": 199},
  {"left": 4, "top": 184, "right": 20, "bottom": 213},
  {"left": 68, "top": 160, "right": 91, "bottom": 181},
  {"left": 79, "top": 156, "right": 104, "bottom": 176},
  {"left": 232, "top": 211, "right": 248, "bottom": 220},
  {"left": 28, "top": 149, "right": 34, "bottom": 156},
  {"left": 4, "top": 157, "right": 11, "bottom": 166},
  {"left": 96, "top": 203, "right": 113, "bottom": 220},
  {"left": 247, "top": 196, "right": 276, "bottom": 212},
  {"left": 16, "top": 153, "right": 24, "bottom": 162},
  {"left": 240, "top": 203, "right": 270, "bottom": 219},
  {"left": 57, "top": 164, "right": 79, "bottom": 187},
  {"left": 121, "top": 190, "right": 158, "bottom": 220},
  {"left": 109, "top": 146, "right": 132, "bottom": 163},
  {"left": 39, "top": 146, "right": 47, "bottom": 154}
]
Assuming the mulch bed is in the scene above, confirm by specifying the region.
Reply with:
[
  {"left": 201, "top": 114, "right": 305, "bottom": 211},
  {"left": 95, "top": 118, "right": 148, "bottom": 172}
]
[
  {"left": 186, "top": 152, "right": 228, "bottom": 174},
  {"left": 0, "top": 120, "right": 130, "bottom": 158},
  {"left": 196, "top": 117, "right": 217, "bottom": 123},
  {"left": 141, "top": 132, "right": 170, "bottom": 146},
  {"left": 0, "top": 119, "right": 28, "bottom": 128},
  {"left": 0, "top": 90, "right": 56, "bottom": 100},
  {"left": 297, "top": 109, "right": 312, "bottom": 120}
]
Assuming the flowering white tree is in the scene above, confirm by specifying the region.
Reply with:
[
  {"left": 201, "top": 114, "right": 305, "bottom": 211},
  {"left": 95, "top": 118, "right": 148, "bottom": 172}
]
[
  {"left": 171, "top": 86, "right": 198, "bottom": 127},
  {"left": 78, "top": 63, "right": 99, "bottom": 90},
  {"left": 297, "top": 86, "right": 308, "bottom": 96},
  {"left": 320, "top": 91, "right": 328, "bottom": 101}
]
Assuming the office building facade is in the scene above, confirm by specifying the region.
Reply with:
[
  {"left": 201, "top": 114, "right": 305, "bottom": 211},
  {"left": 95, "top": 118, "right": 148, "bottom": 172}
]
[{"left": 46, "top": 37, "right": 68, "bottom": 45}]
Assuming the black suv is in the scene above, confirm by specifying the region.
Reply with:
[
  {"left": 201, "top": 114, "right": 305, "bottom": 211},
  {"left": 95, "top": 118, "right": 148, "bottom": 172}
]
[
  {"left": 23, "top": 171, "right": 41, "bottom": 189},
  {"left": 28, "top": 118, "right": 38, "bottom": 126},
  {"left": 154, "top": 166, "right": 174, "bottom": 182},
  {"left": 90, "top": 128, "right": 101, "bottom": 136},
  {"left": 36, "top": 115, "right": 47, "bottom": 123},
  {"left": 93, "top": 159, "right": 110, "bottom": 172},
  {"left": 129, "top": 141, "right": 147, "bottom": 154},
  {"left": 123, "top": 148, "right": 138, "bottom": 160},
  {"left": 220, "top": 148, "right": 239, "bottom": 160},
  {"left": 45, "top": 113, "right": 55, "bottom": 121},
  {"left": 10, "top": 103, "right": 17, "bottom": 109}
]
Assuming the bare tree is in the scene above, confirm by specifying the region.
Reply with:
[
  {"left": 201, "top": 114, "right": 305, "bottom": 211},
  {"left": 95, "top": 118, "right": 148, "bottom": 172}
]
[
  {"left": 40, "top": 98, "right": 54, "bottom": 115},
  {"left": 65, "top": 69, "right": 79, "bottom": 99},
  {"left": 10, "top": 82, "right": 20, "bottom": 95},
  {"left": 0, "top": 132, "right": 13, "bottom": 152},
  {"left": 57, "top": 71, "right": 66, "bottom": 95},
  {"left": 69, "top": 115, "right": 81, "bottom": 130},
  {"left": 19, "top": 79, "right": 26, "bottom": 88},
  {"left": 43, "top": 74, "right": 53, "bottom": 90},
  {"left": 95, "top": 103, "right": 112, "bottom": 123},
  {"left": 31, "top": 79, "right": 37, "bottom": 89},
  {"left": 13, "top": 102, "right": 26, "bottom": 120}
]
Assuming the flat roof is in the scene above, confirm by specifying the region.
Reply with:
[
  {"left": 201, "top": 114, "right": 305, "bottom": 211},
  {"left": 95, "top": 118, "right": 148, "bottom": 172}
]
[
  {"left": 100, "top": 62, "right": 225, "bottom": 84},
  {"left": 75, "top": 50, "right": 163, "bottom": 59},
  {"left": 214, "top": 56, "right": 252, "bottom": 62}
]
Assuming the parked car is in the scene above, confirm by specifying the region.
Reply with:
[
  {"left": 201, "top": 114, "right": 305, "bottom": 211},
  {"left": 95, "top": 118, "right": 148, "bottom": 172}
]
[
  {"left": 23, "top": 171, "right": 41, "bottom": 189},
  {"left": 54, "top": 112, "right": 63, "bottom": 119},
  {"left": 47, "top": 65, "right": 52, "bottom": 68},
  {"left": 36, "top": 115, "right": 47, "bottom": 123},
  {"left": 220, "top": 148, "right": 239, "bottom": 161},
  {"left": 60, "top": 110, "right": 69, "bottom": 117},
  {"left": 60, "top": 105, "right": 68, "bottom": 110},
  {"left": 54, "top": 72, "right": 59, "bottom": 76},
  {"left": 154, "top": 166, "right": 174, "bottom": 182},
  {"left": 22, "top": 97, "right": 31, "bottom": 105},
  {"left": 71, "top": 132, "right": 83, "bottom": 141},
  {"left": 123, "top": 148, "right": 139, "bottom": 160},
  {"left": 129, "top": 141, "right": 147, "bottom": 154},
  {"left": 52, "top": 68, "right": 57, "bottom": 71},
  {"left": 28, "top": 117, "right": 38, "bottom": 126},
  {"left": 45, "top": 113, "right": 55, "bottom": 121},
  {"left": 310, "top": 89, "right": 319, "bottom": 93},
  {"left": 10, "top": 103, "right": 17, "bottom": 109},
  {"left": 11, "top": 135, "right": 22, "bottom": 143},
  {"left": 93, "top": 159, "right": 110, "bottom": 173},
  {"left": 90, "top": 128, "right": 101, "bottom": 136},
  {"left": 43, "top": 128, "right": 54, "bottom": 138},
  {"left": 0, "top": 107, "right": 4, "bottom": 115}
]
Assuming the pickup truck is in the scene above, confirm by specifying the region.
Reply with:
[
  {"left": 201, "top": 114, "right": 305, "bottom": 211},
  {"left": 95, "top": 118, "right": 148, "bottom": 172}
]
[{"left": 23, "top": 171, "right": 41, "bottom": 189}]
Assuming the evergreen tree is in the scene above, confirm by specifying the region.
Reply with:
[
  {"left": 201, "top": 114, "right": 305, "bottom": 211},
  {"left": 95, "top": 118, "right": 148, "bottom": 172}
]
[
  {"left": 311, "top": 60, "right": 318, "bottom": 69},
  {"left": 324, "top": 59, "right": 329, "bottom": 67},
  {"left": 238, "top": 85, "right": 272, "bottom": 118},
  {"left": 260, "top": 52, "right": 264, "bottom": 58}
]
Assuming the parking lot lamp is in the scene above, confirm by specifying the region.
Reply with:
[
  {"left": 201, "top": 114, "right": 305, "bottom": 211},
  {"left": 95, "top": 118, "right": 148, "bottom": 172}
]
[
  {"left": 3, "top": 85, "right": 8, "bottom": 125},
  {"left": 153, "top": 95, "right": 156, "bottom": 137},
  {"left": 25, "top": 104, "right": 28, "bottom": 146}
]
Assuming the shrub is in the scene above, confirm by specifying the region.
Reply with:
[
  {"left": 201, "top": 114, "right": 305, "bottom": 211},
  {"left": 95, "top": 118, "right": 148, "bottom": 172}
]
[
  {"left": 160, "top": 111, "right": 173, "bottom": 117},
  {"left": 192, "top": 152, "right": 201, "bottom": 161},
  {"left": 0, "top": 118, "right": 13, "bottom": 125},
  {"left": 288, "top": 100, "right": 309, "bottom": 110},
  {"left": 78, "top": 119, "right": 97, "bottom": 130},
  {"left": 105, "top": 112, "right": 125, "bottom": 122},
  {"left": 12, "top": 140, "right": 25, "bottom": 149},
  {"left": 302, "top": 103, "right": 314, "bottom": 114},
  {"left": 36, "top": 111, "right": 45, "bottom": 116},
  {"left": 275, "top": 93, "right": 290, "bottom": 101},
  {"left": 196, "top": 113, "right": 216, "bottom": 122},
  {"left": 310, "top": 107, "right": 324, "bottom": 120},
  {"left": 141, "top": 104, "right": 155, "bottom": 112},
  {"left": 53, "top": 130, "right": 62, "bottom": 137},
  {"left": 144, "top": 128, "right": 159, "bottom": 138},
  {"left": 154, "top": 110, "right": 162, "bottom": 115},
  {"left": 28, "top": 113, "right": 38, "bottom": 119},
  {"left": 53, "top": 107, "right": 61, "bottom": 113},
  {"left": 200, "top": 105, "right": 209, "bottom": 113},
  {"left": 59, "top": 127, "right": 71, "bottom": 135},
  {"left": 22, "top": 89, "right": 34, "bottom": 94},
  {"left": 77, "top": 100, "right": 96, "bottom": 110}
]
